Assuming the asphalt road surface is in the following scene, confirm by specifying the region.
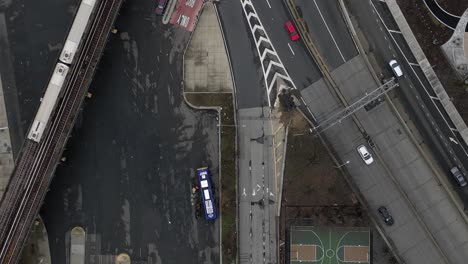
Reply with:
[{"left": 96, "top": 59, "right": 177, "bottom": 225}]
[
  {"left": 5, "top": 0, "right": 220, "bottom": 263},
  {"left": 295, "top": 0, "right": 358, "bottom": 70},
  {"left": 217, "top": 0, "right": 267, "bottom": 108},
  {"left": 225, "top": 0, "right": 468, "bottom": 262},
  {"left": 252, "top": 0, "right": 322, "bottom": 91},
  {"left": 237, "top": 107, "right": 277, "bottom": 264},
  {"left": 346, "top": 0, "right": 468, "bottom": 208},
  {"left": 295, "top": 0, "right": 468, "bottom": 262},
  {"left": 218, "top": 1, "right": 289, "bottom": 262}
]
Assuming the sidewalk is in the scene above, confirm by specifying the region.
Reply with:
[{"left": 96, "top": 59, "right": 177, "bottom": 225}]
[
  {"left": 182, "top": 2, "right": 235, "bottom": 263},
  {"left": 0, "top": 12, "right": 16, "bottom": 203},
  {"left": 184, "top": 3, "right": 233, "bottom": 94}
]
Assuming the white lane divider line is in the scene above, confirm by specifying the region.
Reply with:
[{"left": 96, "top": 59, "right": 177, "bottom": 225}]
[
  {"left": 313, "top": 0, "right": 346, "bottom": 62},
  {"left": 388, "top": 29, "right": 402, "bottom": 34},
  {"left": 371, "top": 0, "right": 468, "bottom": 158},
  {"left": 287, "top": 43, "right": 295, "bottom": 55},
  {"left": 265, "top": 0, "right": 271, "bottom": 8}
]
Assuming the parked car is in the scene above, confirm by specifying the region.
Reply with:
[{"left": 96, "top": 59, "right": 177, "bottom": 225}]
[
  {"left": 450, "top": 166, "right": 467, "bottom": 187},
  {"left": 378, "top": 206, "right": 394, "bottom": 226},
  {"left": 285, "top": 20, "right": 300, "bottom": 41},
  {"left": 155, "top": 0, "right": 168, "bottom": 15},
  {"left": 357, "top": 145, "right": 374, "bottom": 165},
  {"left": 389, "top": 59, "right": 403, "bottom": 77}
]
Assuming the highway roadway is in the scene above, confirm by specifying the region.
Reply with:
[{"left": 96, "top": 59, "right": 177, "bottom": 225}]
[
  {"left": 248, "top": 0, "right": 321, "bottom": 91},
  {"left": 217, "top": 0, "right": 266, "bottom": 108},
  {"left": 298, "top": 0, "right": 468, "bottom": 262},
  {"left": 219, "top": 0, "right": 468, "bottom": 263},
  {"left": 218, "top": 0, "right": 305, "bottom": 262},
  {"left": 294, "top": 0, "right": 357, "bottom": 70},
  {"left": 347, "top": 0, "right": 468, "bottom": 208}
]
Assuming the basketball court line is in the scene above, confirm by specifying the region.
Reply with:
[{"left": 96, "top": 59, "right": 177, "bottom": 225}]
[{"left": 290, "top": 228, "right": 370, "bottom": 264}]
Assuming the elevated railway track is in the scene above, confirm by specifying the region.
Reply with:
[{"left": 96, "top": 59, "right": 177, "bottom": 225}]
[{"left": 0, "top": 0, "right": 122, "bottom": 262}]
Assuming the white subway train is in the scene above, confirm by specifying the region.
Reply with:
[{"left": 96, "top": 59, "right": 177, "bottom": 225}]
[
  {"left": 60, "top": 0, "right": 97, "bottom": 64},
  {"left": 27, "top": 0, "right": 97, "bottom": 143},
  {"left": 27, "top": 63, "right": 69, "bottom": 142}
]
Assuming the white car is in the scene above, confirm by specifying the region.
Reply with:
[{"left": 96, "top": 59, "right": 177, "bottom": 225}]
[
  {"left": 389, "top": 59, "right": 403, "bottom": 77},
  {"left": 357, "top": 145, "right": 374, "bottom": 165}
]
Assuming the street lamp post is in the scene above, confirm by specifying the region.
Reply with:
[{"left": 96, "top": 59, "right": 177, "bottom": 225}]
[{"left": 334, "top": 160, "right": 350, "bottom": 169}]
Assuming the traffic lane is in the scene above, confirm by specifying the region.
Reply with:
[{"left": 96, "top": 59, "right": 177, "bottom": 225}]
[
  {"left": 409, "top": 64, "right": 437, "bottom": 98},
  {"left": 373, "top": 3, "right": 437, "bottom": 97},
  {"left": 332, "top": 55, "right": 468, "bottom": 258},
  {"left": 396, "top": 59, "right": 468, "bottom": 207},
  {"left": 380, "top": 4, "right": 468, "bottom": 164},
  {"left": 369, "top": 1, "right": 457, "bottom": 132},
  {"left": 379, "top": 1, "right": 468, "bottom": 207},
  {"left": 371, "top": 3, "right": 468, "bottom": 189},
  {"left": 237, "top": 107, "right": 276, "bottom": 263},
  {"left": 295, "top": 0, "right": 358, "bottom": 69},
  {"left": 41, "top": 1, "right": 219, "bottom": 262},
  {"left": 314, "top": 0, "right": 357, "bottom": 60},
  {"left": 253, "top": 0, "right": 322, "bottom": 90},
  {"left": 325, "top": 118, "right": 447, "bottom": 264},
  {"left": 368, "top": 1, "right": 468, "bottom": 171},
  {"left": 389, "top": 32, "right": 464, "bottom": 145},
  {"left": 301, "top": 67, "right": 448, "bottom": 263},
  {"left": 353, "top": 96, "right": 468, "bottom": 263},
  {"left": 348, "top": 0, "right": 468, "bottom": 194},
  {"left": 218, "top": 0, "right": 267, "bottom": 109},
  {"left": 298, "top": 1, "right": 345, "bottom": 69},
  {"left": 397, "top": 75, "right": 468, "bottom": 206}
]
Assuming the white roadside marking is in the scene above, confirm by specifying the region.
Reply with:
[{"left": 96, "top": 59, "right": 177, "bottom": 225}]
[
  {"left": 388, "top": 29, "right": 402, "bottom": 34},
  {"left": 265, "top": 0, "right": 271, "bottom": 8},
  {"left": 287, "top": 43, "right": 295, "bottom": 55},
  {"left": 313, "top": 0, "right": 346, "bottom": 62},
  {"left": 240, "top": 0, "right": 297, "bottom": 106}
]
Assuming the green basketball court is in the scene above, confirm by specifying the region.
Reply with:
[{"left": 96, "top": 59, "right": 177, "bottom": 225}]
[{"left": 290, "top": 226, "right": 370, "bottom": 264}]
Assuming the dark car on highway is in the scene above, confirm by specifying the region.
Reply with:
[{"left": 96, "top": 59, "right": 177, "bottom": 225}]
[
  {"left": 450, "top": 166, "right": 467, "bottom": 187},
  {"left": 378, "top": 206, "right": 394, "bottom": 226}
]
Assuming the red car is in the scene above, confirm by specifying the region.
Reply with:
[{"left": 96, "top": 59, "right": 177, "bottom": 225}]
[{"left": 285, "top": 20, "right": 299, "bottom": 41}]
